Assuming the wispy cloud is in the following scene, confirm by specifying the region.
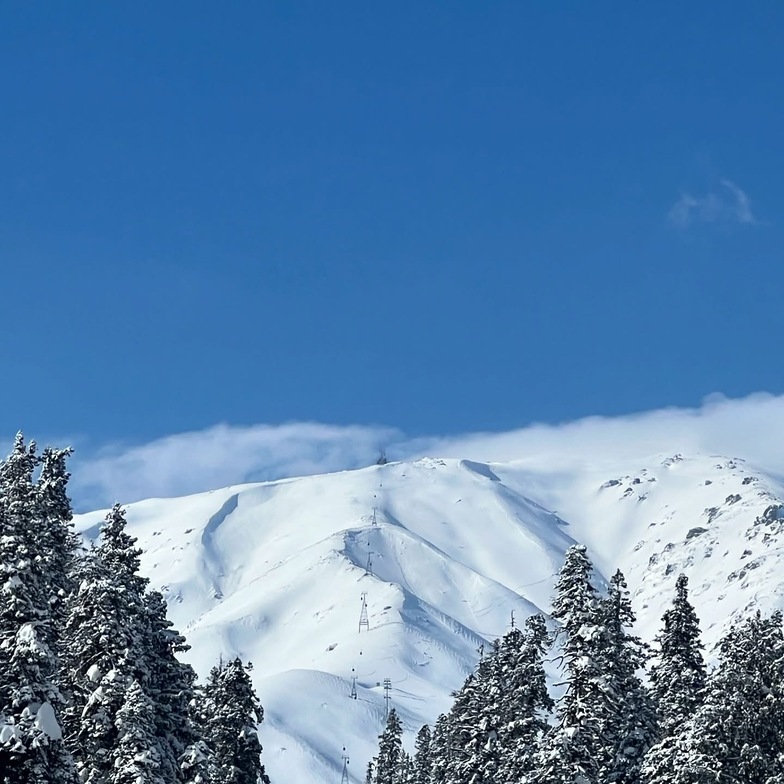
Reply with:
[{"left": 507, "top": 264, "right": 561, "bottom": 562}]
[
  {"left": 48, "top": 392, "right": 784, "bottom": 510},
  {"left": 69, "top": 422, "right": 401, "bottom": 511},
  {"left": 668, "top": 179, "right": 757, "bottom": 228}
]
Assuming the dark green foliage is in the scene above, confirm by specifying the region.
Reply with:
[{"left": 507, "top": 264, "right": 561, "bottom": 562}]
[
  {"left": 373, "top": 709, "right": 405, "bottom": 784},
  {"left": 62, "top": 505, "right": 150, "bottom": 784},
  {"left": 428, "top": 714, "right": 450, "bottom": 784},
  {"left": 599, "top": 570, "right": 656, "bottom": 783},
  {"left": 409, "top": 725, "right": 431, "bottom": 784},
  {"left": 36, "top": 446, "right": 79, "bottom": 650},
  {"left": 201, "top": 658, "right": 269, "bottom": 784},
  {"left": 111, "top": 681, "right": 167, "bottom": 784},
  {"left": 143, "top": 590, "right": 201, "bottom": 783},
  {"left": 640, "top": 573, "right": 707, "bottom": 784},
  {"left": 649, "top": 574, "right": 706, "bottom": 738},
  {"left": 496, "top": 615, "right": 554, "bottom": 783},
  {"left": 0, "top": 434, "right": 77, "bottom": 784},
  {"left": 643, "top": 611, "right": 784, "bottom": 784},
  {"left": 536, "top": 544, "right": 606, "bottom": 784},
  {"left": 0, "top": 435, "right": 275, "bottom": 784}
]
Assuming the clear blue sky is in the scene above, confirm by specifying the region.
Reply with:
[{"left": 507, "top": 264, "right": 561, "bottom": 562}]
[{"left": 2, "top": 2, "right": 782, "bottom": 444}]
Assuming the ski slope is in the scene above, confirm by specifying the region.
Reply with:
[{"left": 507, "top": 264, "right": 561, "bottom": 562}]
[{"left": 75, "top": 453, "right": 784, "bottom": 784}]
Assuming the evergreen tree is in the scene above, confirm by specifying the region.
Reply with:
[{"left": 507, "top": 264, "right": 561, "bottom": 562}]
[
  {"left": 496, "top": 615, "right": 553, "bottom": 784},
  {"left": 142, "top": 591, "right": 201, "bottom": 783},
  {"left": 111, "top": 681, "right": 166, "bottom": 784},
  {"left": 599, "top": 570, "right": 656, "bottom": 784},
  {"left": 428, "top": 714, "right": 450, "bottom": 784},
  {"left": 62, "top": 505, "right": 150, "bottom": 784},
  {"left": 438, "top": 667, "right": 486, "bottom": 784},
  {"left": 201, "top": 659, "right": 269, "bottom": 784},
  {"left": 35, "top": 446, "right": 79, "bottom": 652},
  {"left": 179, "top": 739, "right": 212, "bottom": 784},
  {"left": 373, "top": 709, "right": 405, "bottom": 784},
  {"left": 0, "top": 434, "right": 76, "bottom": 784},
  {"left": 649, "top": 574, "right": 705, "bottom": 738},
  {"left": 535, "top": 544, "right": 607, "bottom": 784},
  {"left": 641, "top": 611, "right": 784, "bottom": 784},
  {"left": 640, "top": 574, "right": 707, "bottom": 784},
  {"left": 399, "top": 751, "right": 413, "bottom": 784},
  {"left": 450, "top": 642, "right": 504, "bottom": 784},
  {"left": 410, "top": 725, "right": 431, "bottom": 784}
]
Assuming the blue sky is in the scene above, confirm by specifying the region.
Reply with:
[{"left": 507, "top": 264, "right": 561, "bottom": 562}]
[{"left": 2, "top": 2, "right": 782, "bottom": 449}]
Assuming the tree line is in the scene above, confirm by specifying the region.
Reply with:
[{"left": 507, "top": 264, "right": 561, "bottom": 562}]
[
  {"left": 367, "top": 541, "right": 784, "bottom": 784},
  {"left": 0, "top": 434, "right": 269, "bottom": 784}
]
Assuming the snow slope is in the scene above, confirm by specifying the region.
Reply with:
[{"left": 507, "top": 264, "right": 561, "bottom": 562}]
[{"left": 75, "top": 453, "right": 784, "bottom": 784}]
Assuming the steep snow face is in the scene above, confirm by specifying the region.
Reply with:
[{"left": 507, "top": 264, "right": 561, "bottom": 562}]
[
  {"left": 74, "top": 453, "right": 784, "bottom": 784},
  {"left": 493, "top": 453, "right": 784, "bottom": 644}
]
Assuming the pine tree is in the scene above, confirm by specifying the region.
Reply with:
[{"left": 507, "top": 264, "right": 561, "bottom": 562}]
[
  {"left": 399, "top": 751, "right": 413, "bottom": 784},
  {"left": 201, "top": 658, "right": 269, "bottom": 784},
  {"left": 111, "top": 680, "right": 166, "bottom": 784},
  {"left": 62, "top": 505, "right": 150, "bottom": 784},
  {"left": 373, "top": 708, "right": 405, "bottom": 784},
  {"left": 35, "top": 446, "right": 79, "bottom": 652},
  {"left": 496, "top": 614, "right": 553, "bottom": 784},
  {"left": 449, "top": 642, "right": 504, "bottom": 784},
  {"left": 641, "top": 611, "right": 784, "bottom": 784},
  {"left": 535, "top": 545, "right": 607, "bottom": 784},
  {"left": 0, "top": 434, "right": 76, "bottom": 784},
  {"left": 639, "top": 574, "right": 707, "bottom": 784},
  {"left": 410, "top": 725, "right": 431, "bottom": 784},
  {"left": 428, "top": 714, "right": 450, "bottom": 784},
  {"left": 649, "top": 574, "right": 705, "bottom": 738},
  {"left": 439, "top": 668, "right": 485, "bottom": 784},
  {"left": 599, "top": 570, "right": 656, "bottom": 784},
  {"left": 142, "top": 590, "right": 202, "bottom": 783}
]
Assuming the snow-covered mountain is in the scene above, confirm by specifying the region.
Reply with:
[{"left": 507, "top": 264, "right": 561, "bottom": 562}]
[{"left": 74, "top": 452, "right": 784, "bottom": 784}]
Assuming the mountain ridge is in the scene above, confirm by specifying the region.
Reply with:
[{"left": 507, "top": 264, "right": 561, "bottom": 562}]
[{"left": 74, "top": 451, "right": 784, "bottom": 784}]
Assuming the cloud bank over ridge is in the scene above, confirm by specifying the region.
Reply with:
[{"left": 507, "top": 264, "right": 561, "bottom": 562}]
[{"left": 63, "top": 393, "right": 784, "bottom": 511}]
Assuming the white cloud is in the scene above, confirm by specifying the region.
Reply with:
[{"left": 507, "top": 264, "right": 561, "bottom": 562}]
[
  {"left": 70, "top": 422, "right": 400, "bottom": 511},
  {"left": 58, "top": 392, "right": 784, "bottom": 510},
  {"left": 668, "top": 179, "right": 757, "bottom": 228}
]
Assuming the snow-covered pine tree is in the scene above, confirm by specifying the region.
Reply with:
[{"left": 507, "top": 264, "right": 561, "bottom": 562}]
[
  {"left": 373, "top": 708, "right": 405, "bottom": 784},
  {"left": 35, "top": 446, "right": 79, "bottom": 653},
  {"left": 599, "top": 569, "right": 656, "bottom": 784},
  {"left": 649, "top": 574, "right": 705, "bottom": 738},
  {"left": 639, "top": 574, "right": 707, "bottom": 784},
  {"left": 496, "top": 614, "right": 553, "bottom": 784},
  {"left": 449, "top": 641, "right": 504, "bottom": 784},
  {"left": 409, "top": 724, "right": 431, "bottom": 784},
  {"left": 62, "top": 504, "right": 150, "bottom": 784},
  {"left": 428, "top": 713, "right": 450, "bottom": 784},
  {"left": 111, "top": 680, "right": 166, "bottom": 784},
  {"left": 0, "top": 434, "right": 76, "bottom": 784},
  {"left": 534, "top": 544, "right": 607, "bottom": 784},
  {"left": 641, "top": 611, "right": 784, "bottom": 784},
  {"left": 399, "top": 751, "right": 413, "bottom": 783},
  {"left": 142, "top": 590, "right": 202, "bottom": 783},
  {"left": 437, "top": 667, "right": 486, "bottom": 784},
  {"left": 201, "top": 658, "right": 269, "bottom": 784}
]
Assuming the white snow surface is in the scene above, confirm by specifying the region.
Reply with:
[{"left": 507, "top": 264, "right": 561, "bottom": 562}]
[{"left": 74, "top": 452, "right": 784, "bottom": 784}]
